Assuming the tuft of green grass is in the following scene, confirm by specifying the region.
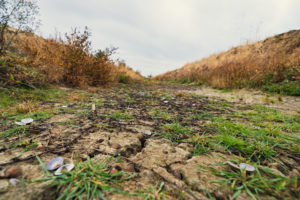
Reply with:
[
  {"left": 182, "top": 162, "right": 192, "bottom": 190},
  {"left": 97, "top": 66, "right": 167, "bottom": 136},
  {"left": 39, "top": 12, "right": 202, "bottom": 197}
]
[
  {"left": 150, "top": 109, "right": 174, "bottom": 122},
  {"left": 262, "top": 80, "right": 300, "bottom": 96},
  {"left": 110, "top": 110, "right": 132, "bottom": 121},
  {"left": 205, "top": 163, "right": 299, "bottom": 199},
  {"left": 36, "top": 157, "right": 136, "bottom": 200},
  {"left": 185, "top": 104, "right": 300, "bottom": 161},
  {"left": 161, "top": 123, "right": 191, "bottom": 142},
  {"left": 0, "top": 87, "right": 66, "bottom": 109}
]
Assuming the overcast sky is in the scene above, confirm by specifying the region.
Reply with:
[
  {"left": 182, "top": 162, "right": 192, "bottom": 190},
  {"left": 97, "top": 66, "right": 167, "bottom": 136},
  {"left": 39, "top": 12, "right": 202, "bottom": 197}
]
[{"left": 37, "top": 0, "right": 300, "bottom": 76}]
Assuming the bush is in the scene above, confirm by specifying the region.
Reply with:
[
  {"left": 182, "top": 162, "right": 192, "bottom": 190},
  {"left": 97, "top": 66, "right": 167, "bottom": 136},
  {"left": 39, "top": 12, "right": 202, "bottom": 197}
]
[
  {"left": 117, "top": 74, "right": 130, "bottom": 84},
  {"left": 16, "top": 27, "right": 116, "bottom": 87},
  {"left": 262, "top": 81, "right": 300, "bottom": 96}
]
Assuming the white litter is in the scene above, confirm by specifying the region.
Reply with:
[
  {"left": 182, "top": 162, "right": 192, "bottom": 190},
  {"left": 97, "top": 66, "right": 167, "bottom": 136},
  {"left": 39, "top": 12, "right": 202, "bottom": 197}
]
[
  {"left": 15, "top": 118, "right": 33, "bottom": 126},
  {"left": 54, "top": 163, "right": 75, "bottom": 176},
  {"left": 142, "top": 130, "right": 152, "bottom": 136}
]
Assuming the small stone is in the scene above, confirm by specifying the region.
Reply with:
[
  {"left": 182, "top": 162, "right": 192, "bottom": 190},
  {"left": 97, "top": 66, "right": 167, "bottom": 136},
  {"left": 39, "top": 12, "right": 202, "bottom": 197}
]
[
  {"left": 137, "top": 133, "right": 144, "bottom": 140},
  {"left": 111, "top": 143, "right": 121, "bottom": 149},
  {"left": 122, "top": 163, "right": 135, "bottom": 172},
  {"left": 0, "top": 167, "right": 22, "bottom": 178},
  {"left": 110, "top": 167, "right": 119, "bottom": 175},
  {"left": 36, "top": 143, "right": 43, "bottom": 149}
]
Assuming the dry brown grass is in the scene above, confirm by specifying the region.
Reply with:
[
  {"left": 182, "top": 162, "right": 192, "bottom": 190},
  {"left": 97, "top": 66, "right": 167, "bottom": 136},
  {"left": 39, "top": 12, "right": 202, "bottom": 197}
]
[
  {"left": 155, "top": 30, "right": 300, "bottom": 89},
  {"left": 11, "top": 28, "right": 142, "bottom": 87},
  {"left": 114, "top": 62, "right": 143, "bottom": 83}
]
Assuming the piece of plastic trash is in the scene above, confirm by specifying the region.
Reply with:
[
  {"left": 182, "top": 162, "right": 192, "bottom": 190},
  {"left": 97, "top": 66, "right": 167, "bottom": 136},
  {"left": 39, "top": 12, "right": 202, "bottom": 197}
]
[
  {"left": 226, "top": 161, "right": 240, "bottom": 170},
  {"left": 54, "top": 163, "right": 74, "bottom": 176},
  {"left": 239, "top": 163, "right": 255, "bottom": 172},
  {"left": 15, "top": 118, "right": 33, "bottom": 126},
  {"left": 227, "top": 161, "right": 255, "bottom": 172},
  {"left": 143, "top": 130, "right": 152, "bottom": 136},
  {"left": 47, "top": 157, "right": 64, "bottom": 171},
  {"left": 9, "top": 178, "right": 20, "bottom": 185}
]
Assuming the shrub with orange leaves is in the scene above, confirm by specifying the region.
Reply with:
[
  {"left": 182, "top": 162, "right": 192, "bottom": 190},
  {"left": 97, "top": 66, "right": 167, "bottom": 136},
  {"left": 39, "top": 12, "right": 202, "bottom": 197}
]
[{"left": 15, "top": 27, "right": 119, "bottom": 87}]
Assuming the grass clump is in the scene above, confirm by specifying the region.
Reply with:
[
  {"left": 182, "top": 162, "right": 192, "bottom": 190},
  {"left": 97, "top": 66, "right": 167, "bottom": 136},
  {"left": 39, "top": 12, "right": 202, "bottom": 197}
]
[
  {"left": 204, "top": 163, "right": 299, "bottom": 199},
  {"left": 188, "top": 105, "right": 300, "bottom": 161},
  {"left": 161, "top": 123, "right": 191, "bottom": 142},
  {"left": 36, "top": 157, "right": 136, "bottom": 200},
  {"left": 110, "top": 110, "right": 132, "bottom": 121},
  {"left": 150, "top": 109, "right": 174, "bottom": 122},
  {"left": 262, "top": 80, "right": 300, "bottom": 96}
]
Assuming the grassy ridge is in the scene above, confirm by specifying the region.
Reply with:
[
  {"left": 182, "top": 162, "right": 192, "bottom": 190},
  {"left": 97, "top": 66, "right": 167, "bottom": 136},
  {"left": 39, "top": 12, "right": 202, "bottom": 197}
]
[{"left": 155, "top": 30, "right": 300, "bottom": 95}]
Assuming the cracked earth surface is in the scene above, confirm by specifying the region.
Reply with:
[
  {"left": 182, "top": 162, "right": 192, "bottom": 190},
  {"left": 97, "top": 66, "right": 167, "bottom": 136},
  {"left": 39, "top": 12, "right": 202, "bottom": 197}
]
[{"left": 0, "top": 83, "right": 299, "bottom": 200}]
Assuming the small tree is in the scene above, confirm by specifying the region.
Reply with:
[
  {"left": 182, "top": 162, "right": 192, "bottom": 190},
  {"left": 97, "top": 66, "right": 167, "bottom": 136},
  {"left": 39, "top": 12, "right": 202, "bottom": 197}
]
[{"left": 0, "top": 0, "right": 39, "bottom": 55}]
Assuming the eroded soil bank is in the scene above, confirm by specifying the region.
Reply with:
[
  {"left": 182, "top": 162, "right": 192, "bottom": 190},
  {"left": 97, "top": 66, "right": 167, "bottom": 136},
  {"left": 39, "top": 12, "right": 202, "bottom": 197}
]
[{"left": 0, "top": 83, "right": 299, "bottom": 200}]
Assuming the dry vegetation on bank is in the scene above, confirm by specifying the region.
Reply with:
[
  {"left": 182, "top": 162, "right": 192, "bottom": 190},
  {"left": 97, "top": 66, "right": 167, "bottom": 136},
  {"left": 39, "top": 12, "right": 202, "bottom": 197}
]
[
  {"left": 0, "top": 28, "right": 143, "bottom": 88},
  {"left": 155, "top": 30, "right": 300, "bottom": 95}
]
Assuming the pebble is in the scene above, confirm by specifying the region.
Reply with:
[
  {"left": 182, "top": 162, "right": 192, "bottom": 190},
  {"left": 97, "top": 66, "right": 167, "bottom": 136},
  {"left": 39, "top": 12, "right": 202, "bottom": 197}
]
[
  {"left": 110, "top": 167, "right": 119, "bottom": 175},
  {"left": 137, "top": 133, "right": 144, "bottom": 140},
  {"left": 0, "top": 167, "right": 22, "bottom": 178},
  {"left": 122, "top": 163, "right": 135, "bottom": 172},
  {"left": 36, "top": 143, "right": 43, "bottom": 149},
  {"left": 111, "top": 143, "right": 121, "bottom": 149}
]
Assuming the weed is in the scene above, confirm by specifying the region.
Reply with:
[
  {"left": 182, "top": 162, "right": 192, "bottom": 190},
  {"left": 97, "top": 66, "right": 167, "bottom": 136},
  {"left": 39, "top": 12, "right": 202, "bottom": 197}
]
[
  {"left": 205, "top": 163, "right": 299, "bottom": 199},
  {"left": 139, "top": 182, "right": 172, "bottom": 200},
  {"left": 110, "top": 110, "right": 132, "bottom": 121},
  {"left": 161, "top": 123, "right": 191, "bottom": 142},
  {"left": 150, "top": 109, "right": 174, "bottom": 122},
  {"left": 36, "top": 157, "right": 136, "bottom": 200}
]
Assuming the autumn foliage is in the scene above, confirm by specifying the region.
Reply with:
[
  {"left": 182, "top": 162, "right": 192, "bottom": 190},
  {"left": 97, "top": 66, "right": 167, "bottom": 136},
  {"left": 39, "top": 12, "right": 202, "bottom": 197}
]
[{"left": 13, "top": 28, "right": 142, "bottom": 87}]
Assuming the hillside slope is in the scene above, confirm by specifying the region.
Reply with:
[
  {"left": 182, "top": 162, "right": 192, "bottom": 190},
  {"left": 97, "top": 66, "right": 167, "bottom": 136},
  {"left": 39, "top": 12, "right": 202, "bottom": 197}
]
[
  {"left": 155, "top": 30, "right": 300, "bottom": 94},
  {"left": 1, "top": 28, "right": 143, "bottom": 88}
]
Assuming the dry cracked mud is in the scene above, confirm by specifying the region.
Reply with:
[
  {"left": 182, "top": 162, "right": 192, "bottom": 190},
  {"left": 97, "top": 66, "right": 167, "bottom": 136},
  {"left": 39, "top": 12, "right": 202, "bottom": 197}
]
[{"left": 0, "top": 83, "right": 299, "bottom": 200}]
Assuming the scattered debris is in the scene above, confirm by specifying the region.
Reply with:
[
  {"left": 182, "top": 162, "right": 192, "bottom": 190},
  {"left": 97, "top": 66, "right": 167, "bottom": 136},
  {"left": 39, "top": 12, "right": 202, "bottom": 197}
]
[
  {"left": 227, "top": 161, "right": 255, "bottom": 172},
  {"left": 15, "top": 118, "right": 33, "bottom": 126},
  {"left": 9, "top": 178, "right": 20, "bottom": 185},
  {"left": 47, "top": 157, "right": 64, "bottom": 171},
  {"left": 54, "top": 164, "right": 75, "bottom": 176},
  {"left": 140, "top": 129, "right": 152, "bottom": 136},
  {"left": 239, "top": 163, "right": 255, "bottom": 172},
  {"left": 226, "top": 161, "right": 240, "bottom": 170}
]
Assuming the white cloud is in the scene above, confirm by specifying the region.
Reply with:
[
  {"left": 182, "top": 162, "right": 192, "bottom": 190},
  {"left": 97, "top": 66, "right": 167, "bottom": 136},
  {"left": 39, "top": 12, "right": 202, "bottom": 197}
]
[{"left": 38, "top": 0, "right": 300, "bottom": 76}]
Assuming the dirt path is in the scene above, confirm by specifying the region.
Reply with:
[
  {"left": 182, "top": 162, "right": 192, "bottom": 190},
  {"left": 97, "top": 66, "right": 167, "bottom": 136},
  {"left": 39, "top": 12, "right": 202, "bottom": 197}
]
[
  {"left": 183, "top": 86, "right": 300, "bottom": 114},
  {"left": 0, "top": 84, "right": 299, "bottom": 200}
]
